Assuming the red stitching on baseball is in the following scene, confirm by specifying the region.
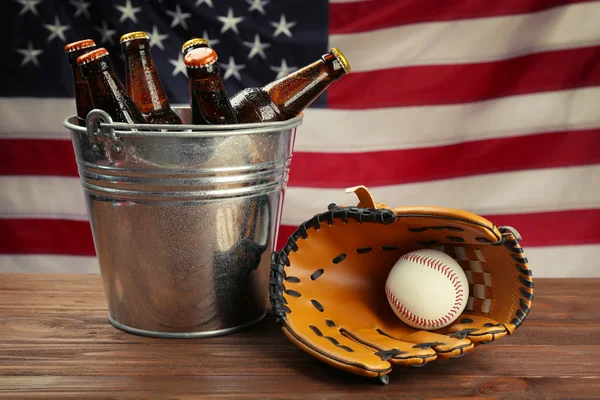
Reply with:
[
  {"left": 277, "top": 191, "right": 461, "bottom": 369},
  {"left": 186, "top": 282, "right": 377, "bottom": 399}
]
[{"left": 385, "top": 252, "right": 465, "bottom": 329}]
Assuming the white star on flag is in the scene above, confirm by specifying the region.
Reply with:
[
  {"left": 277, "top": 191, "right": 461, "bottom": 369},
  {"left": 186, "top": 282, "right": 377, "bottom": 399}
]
[
  {"left": 220, "top": 56, "right": 246, "bottom": 81},
  {"left": 270, "top": 14, "right": 296, "bottom": 38},
  {"left": 247, "top": 0, "right": 269, "bottom": 15},
  {"left": 115, "top": 0, "right": 141, "bottom": 23},
  {"left": 166, "top": 4, "right": 191, "bottom": 30},
  {"left": 270, "top": 59, "right": 297, "bottom": 80},
  {"left": 218, "top": 8, "right": 244, "bottom": 35},
  {"left": 195, "top": 0, "right": 213, "bottom": 8},
  {"left": 15, "top": 0, "right": 42, "bottom": 16},
  {"left": 44, "top": 16, "right": 70, "bottom": 43},
  {"left": 169, "top": 54, "right": 187, "bottom": 77},
  {"left": 243, "top": 34, "right": 270, "bottom": 60},
  {"left": 148, "top": 25, "right": 168, "bottom": 50},
  {"left": 16, "top": 41, "right": 44, "bottom": 67},
  {"left": 202, "top": 30, "right": 220, "bottom": 47},
  {"left": 95, "top": 21, "right": 117, "bottom": 45},
  {"left": 69, "top": 0, "right": 91, "bottom": 18}
]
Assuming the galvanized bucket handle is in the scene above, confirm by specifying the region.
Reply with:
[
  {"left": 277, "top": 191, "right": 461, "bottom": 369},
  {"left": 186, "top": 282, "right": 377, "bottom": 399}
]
[{"left": 86, "top": 109, "right": 118, "bottom": 141}]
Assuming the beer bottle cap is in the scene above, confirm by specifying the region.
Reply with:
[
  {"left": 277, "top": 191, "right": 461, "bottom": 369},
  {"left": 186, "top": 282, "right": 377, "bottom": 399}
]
[
  {"left": 120, "top": 31, "right": 150, "bottom": 44},
  {"left": 330, "top": 48, "right": 351, "bottom": 73},
  {"left": 64, "top": 39, "right": 96, "bottom": 53},
  {"left": 181, "top": 38, "right": 209, "bottom": 54},
  {"left": 184, "top": 47, "right": 218, "bottom": 68},
  {"left": 77, "top": 48, "right": 109, "bottom": 65}
]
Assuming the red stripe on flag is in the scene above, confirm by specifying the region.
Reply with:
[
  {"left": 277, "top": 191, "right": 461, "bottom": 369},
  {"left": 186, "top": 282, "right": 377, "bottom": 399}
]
[
  {"left": 328, "top": 47, "right": 600, "bottom": 109},
  {"left": 288, "top": 129, "right": 600, "bottom": 188},
  {"left": 275, "top": 208, "right": 600, "bottom": 251},
  {"left": 3, "top": 130, "right": 600, "bottom": 185},
  {"left": 329, "top": 0, "right": 595, "bottom": 34},
  {"left": 1, "top": 219, "right": 95, "bottom": 256},
  {"left": 1, "top": 139, "right": 78, "bottom": 177},
  {"left": 2, "top": 209, "right": 600, "bottom": 256}
]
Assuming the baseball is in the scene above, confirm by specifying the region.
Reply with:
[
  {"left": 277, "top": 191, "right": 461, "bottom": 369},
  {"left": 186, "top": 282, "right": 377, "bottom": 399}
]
[{"left": 385, "top": 249, "right": 468, "bottom": 330}]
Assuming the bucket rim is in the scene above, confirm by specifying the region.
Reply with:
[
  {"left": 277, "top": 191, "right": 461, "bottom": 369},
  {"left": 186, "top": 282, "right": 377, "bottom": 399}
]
[{"left": 63, "top": 107, "right": 303, "bottom": 138}]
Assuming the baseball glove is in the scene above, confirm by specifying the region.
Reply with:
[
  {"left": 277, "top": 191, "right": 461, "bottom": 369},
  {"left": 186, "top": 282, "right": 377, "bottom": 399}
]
[{"left": 269, "top": 185, "right": 534, "bottom": 384}]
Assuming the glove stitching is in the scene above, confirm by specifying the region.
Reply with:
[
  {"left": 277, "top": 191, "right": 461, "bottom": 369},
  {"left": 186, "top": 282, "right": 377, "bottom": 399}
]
[
  {"left": 281, "top": 325, "right": 393, "bottom": 375},
  {"left": 310, "top": 269, "right": 324, "bottom": 280},
  {"left": 309, "top": 325, "right": 354, "bottom": 353},
  {"left": 498, "top": 227, "right": 534, "bottom": 331},
  {"left": 449, "top": 328, "right": 478, "bottom": 339},
  {"left": 269, "top": 253, "right": 290, "bottom": 324}
]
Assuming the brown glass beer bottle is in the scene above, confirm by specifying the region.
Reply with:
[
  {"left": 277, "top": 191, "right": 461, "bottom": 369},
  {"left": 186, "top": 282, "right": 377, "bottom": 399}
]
[
  {"left": 181, "top": 38, "right": 210, "bottom": 55},
  {"left": 183, "top": 47, "right": 238, "bottom": 125},
  {"left": 64, "top": 39, "right": 97, "bottom": 126},
  {"left": 120, "top": 32, "right": 182, "bottom": 124},
  {"left": 77, "top": 48, "right": 147, "bottom": 124},
  {"left": 229, "top": 48, "right": 350, "bottom": 123}
]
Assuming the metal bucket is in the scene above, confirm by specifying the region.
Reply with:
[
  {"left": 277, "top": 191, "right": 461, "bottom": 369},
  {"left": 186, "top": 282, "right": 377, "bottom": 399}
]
[{"left": 63, "top": 107, "right": 302, "bottom": 338}]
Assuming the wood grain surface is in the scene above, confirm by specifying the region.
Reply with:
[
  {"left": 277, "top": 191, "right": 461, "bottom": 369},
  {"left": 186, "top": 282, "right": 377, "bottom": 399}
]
[{"left": 0, "top": 274, "right": 598, "bottom": 399}]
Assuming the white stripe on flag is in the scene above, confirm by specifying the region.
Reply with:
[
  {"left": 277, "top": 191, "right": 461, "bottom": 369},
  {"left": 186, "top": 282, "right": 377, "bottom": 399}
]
[
  {"left": 298, "top": 87, "right": 600, "bottom": 152},
  {"left": 0, "top": 176, "right": 88, "bottom": 221},
  {"left": 0, "top": 255, "right": 99, "bottom": 274},
  {"left": 2, "top": 165, "right": 599, "bottom": 222},
  {"left": 1, "top": 245, "right": 598, "bottom": 277},
  {"left": 330, "top": 2, "right": 600, "bottom": 71},
  {"left": 522, "top": 244, "right": 600, "bottom": 278},
  {"left": 281, "top": 165, "right": 600, "bottom": 225},
  {"left": 2, "top": 86, "right": 600, "bottom": 152},
  {"left": 0, "top": 98, "right": 75, "bottom": 139}
]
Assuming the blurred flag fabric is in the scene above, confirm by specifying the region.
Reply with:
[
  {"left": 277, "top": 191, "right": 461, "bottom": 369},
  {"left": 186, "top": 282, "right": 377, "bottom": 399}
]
[{"left": 1, "top": 0, "right": 599, "bottom": 276}]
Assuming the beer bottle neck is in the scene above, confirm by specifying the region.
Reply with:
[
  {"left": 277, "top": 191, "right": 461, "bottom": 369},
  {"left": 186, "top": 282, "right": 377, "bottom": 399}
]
[
  {"left": 67, "top": 48, "right": 95, "bottom": 124},
  {"left": 187, "top": 64, "right": 237, "bottom": 125},
  {"left": 123, "top": 44, "right": 171, "bottom": 115},
  {"left": 263, "top": 53, "right": 346, "bottom": 119},
  {"left": 82, "top": 59, "right": 146, "bottom": 124}
]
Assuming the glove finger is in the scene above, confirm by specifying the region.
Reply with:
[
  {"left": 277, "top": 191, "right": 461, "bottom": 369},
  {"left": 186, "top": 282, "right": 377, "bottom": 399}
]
[
  {"left": 283, "top": 321, "right": 393, "bottom": 379},
  {"left": 375, "top": 314, "right": 474, "bottom": 359},
  {"left": 399, "top": 330, "right": 474, "bottom": 359},
  {"left": 338, "top": 328, "right": 437, "bottom": 367},
  {"left": 446, "top": 314, "right": 509, "bottom": 344}
]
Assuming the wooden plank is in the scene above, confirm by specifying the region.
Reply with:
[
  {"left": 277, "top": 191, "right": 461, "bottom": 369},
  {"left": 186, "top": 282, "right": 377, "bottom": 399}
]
[
  {"left": 0, "top": 341, "right": 597, "bottom": 378},
  {"left": 0, "top": 274, "right": 597, "bottom": 295},
  {"left": 0, "top": 279, "right": 597, "bottom": 321},
  {"left": 0, "top": 313, "right": 598, "bottom": 346},
  {"left": 0, "top": 274, "right": 598, "bottom": 398},
  {"left": 0, "top": 376, "right": 598, "bottom": 399},
  {"left": 0, "top": 273, "right": 102, "bottom": 292}
]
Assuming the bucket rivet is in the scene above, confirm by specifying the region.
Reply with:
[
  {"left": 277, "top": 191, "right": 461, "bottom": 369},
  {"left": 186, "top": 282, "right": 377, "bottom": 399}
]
[{"left": 112, "top": 144, "right": 122, "bottom": 153}]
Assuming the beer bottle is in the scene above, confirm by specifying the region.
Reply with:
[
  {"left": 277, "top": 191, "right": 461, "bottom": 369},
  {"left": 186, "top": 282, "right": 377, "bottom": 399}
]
[
  {"left": 120, "top": 31, "right": 182, "bottom": 124},
  {"left": 77, "top": 48, "right": 147, "bottom": 124},
  {"left": 181, "top": 38, "right": 210, "bottom": 55},
  {"left": 229, "top": 48, "right": 350, "bottom": 123},
  {"left": 183, "top": 47, "right": 238, "bottom": 125},
  {"left": 64, "top": 39, "right": 97, "bottom": 126}
]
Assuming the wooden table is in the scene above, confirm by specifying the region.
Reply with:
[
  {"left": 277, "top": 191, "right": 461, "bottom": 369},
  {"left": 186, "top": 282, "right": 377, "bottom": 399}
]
[{"left": 0, "top": 274, "right": 598, "bottom": 399}]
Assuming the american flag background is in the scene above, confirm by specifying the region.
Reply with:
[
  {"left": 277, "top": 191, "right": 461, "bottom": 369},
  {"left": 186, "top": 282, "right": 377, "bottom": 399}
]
[{"left": 1, "top": 0, "right": 599, "bottom": 276}]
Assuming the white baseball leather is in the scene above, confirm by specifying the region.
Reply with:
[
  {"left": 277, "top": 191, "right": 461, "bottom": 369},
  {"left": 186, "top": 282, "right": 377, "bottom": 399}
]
[{"left": 385, "top": 249, "right": 469, "bottom": 330}]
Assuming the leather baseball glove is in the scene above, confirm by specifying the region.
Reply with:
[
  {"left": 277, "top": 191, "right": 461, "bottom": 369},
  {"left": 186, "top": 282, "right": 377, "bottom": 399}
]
[{"left": 269, "top": 186, "right": 534, "bottom": 384}]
